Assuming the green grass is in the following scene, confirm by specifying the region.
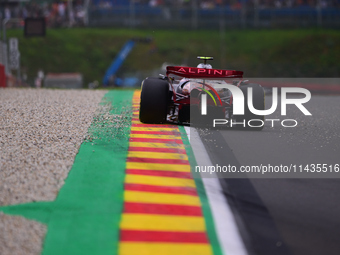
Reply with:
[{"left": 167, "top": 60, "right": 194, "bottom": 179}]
[{"left": 7, "top": 28, "right": 340, "bottom": 86}]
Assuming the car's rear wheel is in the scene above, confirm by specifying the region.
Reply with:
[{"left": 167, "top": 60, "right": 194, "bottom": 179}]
[
  {"left": 139, "top": 78, "right": 169, "bottom": 124},
  {"left": 236, "top": 83, "right": 265, "bottom": 130}
]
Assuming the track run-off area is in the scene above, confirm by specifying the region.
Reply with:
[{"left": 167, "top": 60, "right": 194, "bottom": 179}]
[
  {"left": 0, "top": 90, "right": 235, "bottom": 255},
  {"left": 2, "top": 88, "right": 340, "bottom": 255}
]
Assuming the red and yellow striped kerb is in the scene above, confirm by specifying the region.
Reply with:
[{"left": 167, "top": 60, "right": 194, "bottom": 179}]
[{"left": 118, "top": 91, "right": 213, "bottom": 255}]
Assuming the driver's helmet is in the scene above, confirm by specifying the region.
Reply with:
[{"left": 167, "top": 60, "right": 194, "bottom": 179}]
[{"left": 197, "top": 63, "right": 213, "bottom": 69}]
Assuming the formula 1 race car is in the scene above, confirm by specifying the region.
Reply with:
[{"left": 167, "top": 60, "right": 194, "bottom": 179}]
[{"left": 139, "top": 56, "right": 265, "bottom": 130}]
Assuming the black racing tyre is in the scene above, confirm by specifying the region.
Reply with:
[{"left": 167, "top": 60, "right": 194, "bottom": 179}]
[
  {"left": 236, "top": 83, "right": 265, "bottom": 131},
  {"left": 139, "top": 78, "right": 169, "bottom": 124}
]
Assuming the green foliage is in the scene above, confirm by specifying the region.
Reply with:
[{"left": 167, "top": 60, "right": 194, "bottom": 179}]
[{"left": 7, "top": 28, "right": 340, "bottom": 86}]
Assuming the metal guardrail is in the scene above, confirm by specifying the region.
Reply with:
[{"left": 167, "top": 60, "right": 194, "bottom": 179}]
[
  {"left": 88, "top": 6, "right": 340, "bottom": 29},
  {"left": 44, "top": 73, "right": 83, "bottom": 89}
]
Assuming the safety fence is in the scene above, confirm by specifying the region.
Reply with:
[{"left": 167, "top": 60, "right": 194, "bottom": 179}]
[{"left": 89, "top": 5, "right": 340, "bottom": 29}]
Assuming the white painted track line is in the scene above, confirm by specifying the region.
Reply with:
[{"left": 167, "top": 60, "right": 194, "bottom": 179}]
[{"left": 185, "top": 126, "right": 248, "bottom": 255}]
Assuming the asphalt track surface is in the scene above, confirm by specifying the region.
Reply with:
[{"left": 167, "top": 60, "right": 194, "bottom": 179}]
[{"left": 198, "top": 95, "right": 340, "bottom": 255}]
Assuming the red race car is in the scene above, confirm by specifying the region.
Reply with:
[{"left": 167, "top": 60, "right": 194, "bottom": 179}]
[{"left": 139, "top": 56, "right": 265, "bottom": 130}]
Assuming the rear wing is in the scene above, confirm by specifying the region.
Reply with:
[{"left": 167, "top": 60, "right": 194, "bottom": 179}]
[{"left": 166, "top": 66, "right": 243, "bottom": 79}]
